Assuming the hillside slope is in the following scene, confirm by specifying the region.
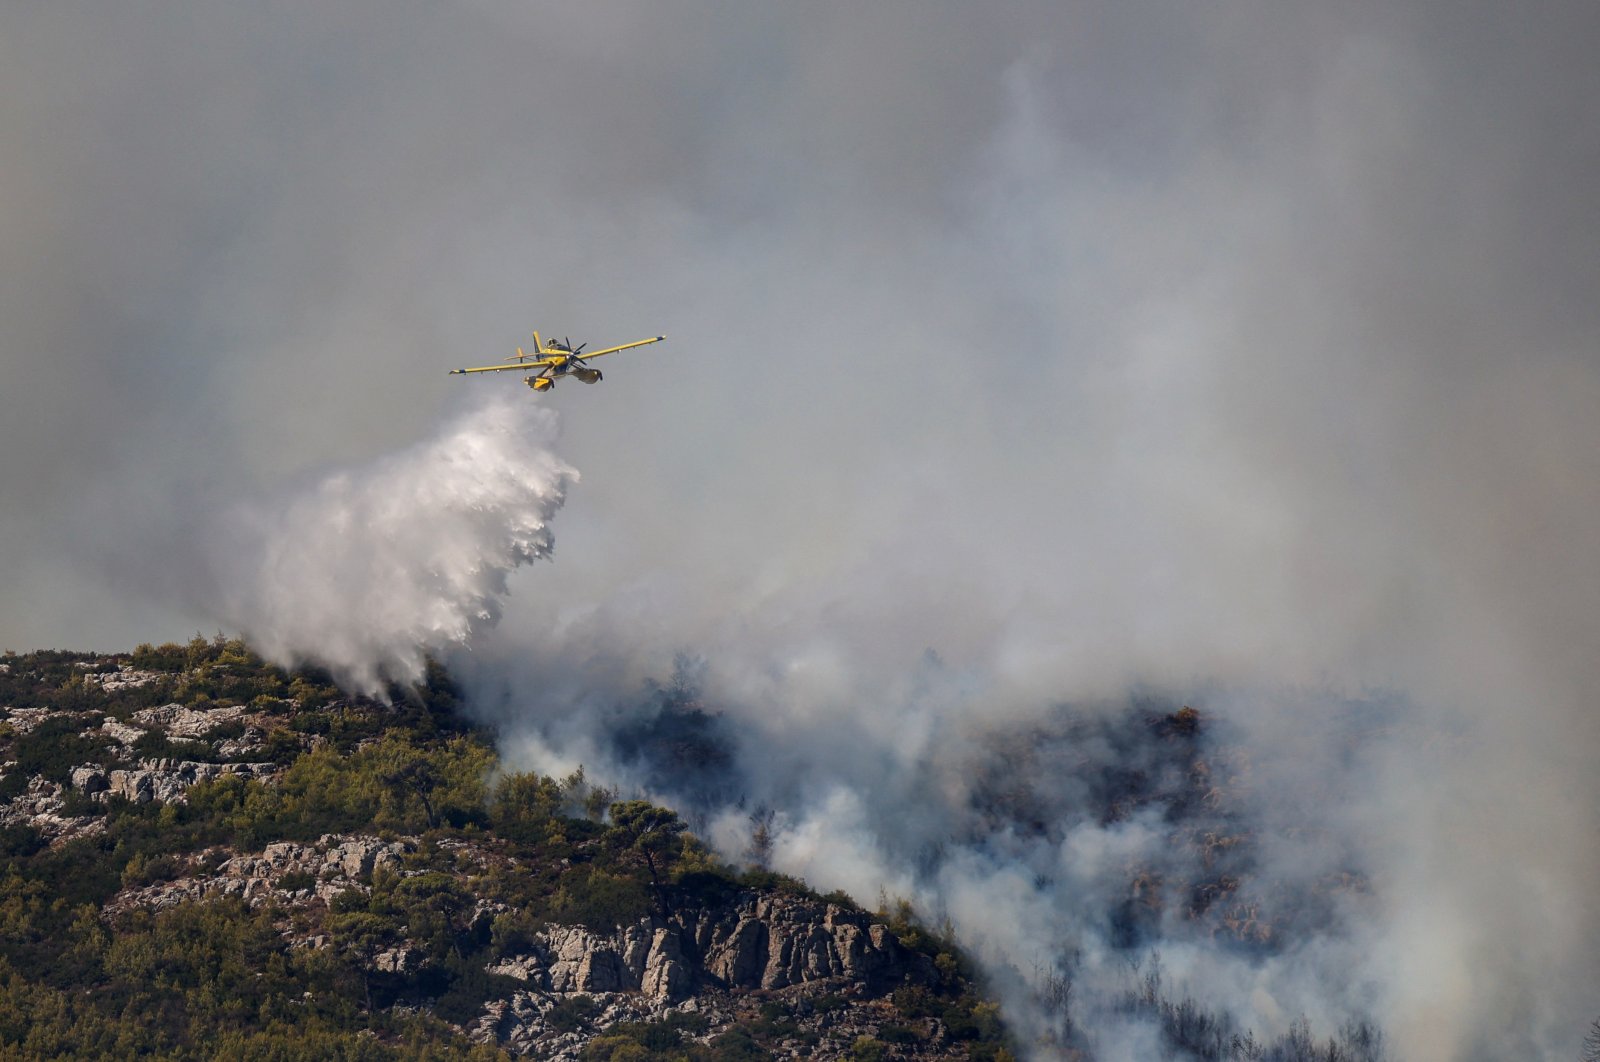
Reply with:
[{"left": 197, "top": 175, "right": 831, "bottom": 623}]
[{"left": 0, "top": 640, "right": 1014, "bottom": 1060}]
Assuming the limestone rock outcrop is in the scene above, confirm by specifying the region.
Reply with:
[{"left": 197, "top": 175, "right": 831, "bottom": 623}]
[
  {"left": 486, "top": 892, "right": 929, "bottom": 1011},
  {"left": 3, "top": 707, "right": 77, "bottom": 734},
  {"left": 469, "top": 895, "right": 943, "bottom": 1061},
  {"left": 0, "top": 775, "right": 105, "bottom": 844},
  {"left": 85, "top": 668, "right": 163, "bottom": 692},
  {"left": 474, "top": 990, "right": 671, "bottom": 1060},
  {"left": 97, "top": 718, "right": 148, "bottom": 745},
  {"left": 132, "top": 702, "right": 246, "bottom": 739},
  {"left": 80, "top": 759, "right": 277, "bottom": 805},
  {"left": 107, "top": 833, "right": 419, "bottom": 916},
  {"left": 688, "top": 894, "right": 929, "bottom": 992}
]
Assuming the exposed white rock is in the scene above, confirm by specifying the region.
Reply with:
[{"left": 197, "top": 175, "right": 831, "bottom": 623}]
[
  {"left": 4, "top": 707, "right": 60, "bottom": 734},
  {"left": 108, "top": 833, "right": 420, "bottom": 916},
  {"left": 322, "top": 835, "right": 410, "bottom": 879},
  {"left": 375, "top": 946, "right": 426, "bottom": 974},
  {"left": 219, "top": 841, "right": 322, "bottom": 880},
  {"left": 0, "top": 775, "right": 106, "bottom": 844},
  {"left": 492, "top": 931, "right": 632, "bottom": 1000},
  {"left": 704, "top": 915, "right": 767, "bottom": 987},
  {"left": 133, "top": 702, "right": 246, "bottom": 739},
  {"left": 478, "top": 894, "right": 921, "bottom": 1020},
  {"left": 90, "top": 821, "right": 937, "bottom": 1059},
  {"left": 486, "top": 955, "right": 550, "bottom": 986},
  {"left": 86, "top": 668, "right": 163, "bottom": 691},
  {"left": 70, "top": 765, "right": 110, "bottom": 794},
  {"left": 0, "top": 776, "right": 60, "bottom": 812},
  {"left": 217, "top": 727, "right": 266, "bottom": 757},
  {"left": 105, "top": 760, "right": 276, "bottom": 805},
  {"left": 97, "top": 718, "right": 148, "bottom": 745},
  {"left": 640, "top": 927, "right": 691, "bottom": 1002},
  {"left": 471, "top": 989, "right": 671, "bottom": 1060},
  {"left": 116, "top": 873, "right": 276, "bottom": 913}
]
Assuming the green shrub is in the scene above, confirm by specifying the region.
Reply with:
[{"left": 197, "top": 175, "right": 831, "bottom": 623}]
[
  {"left": 131, "top": 643, "right": 188, "bottom": 672},
  {"left": 131, "top": 730, "right": 214, "bottom": 762},
  {"left": 490, "top": 771, "right": 563, "bottom": 843},
  {"left": 0, "top": 825, "right": 44, "bottom": 859},
  {"left": 707, "top": 1028, "right": 767, "bottom": 1062},
  {"left": 431, "top": 966, "right": 523, "bottom": 1026},
  {"left": 580, "top": 1035, "right": 653, "bottom": 1062},
  {"left": 578, "top": 1014, "right": 707, "bottom": 1057},
  {"left": 547, "top": 868, "right": 652, "bottom": 930},
  {"left": 0, "top": 774, "right": 28, "bottom": 802},
  {"left": 11, "top": 716, "right": 109, "bottom": 782},
  {"left": 545, "top": 994, "right": 600, "bottom": 1033},
  {"left": 120, "top": 852, "right": 185, "bottom": 889},
  {"left": 201, "top": 719, "right": 248, "bottom": 743},
  {"left": 850, "top": 1037, "right": 887, "bottom": 1062}
]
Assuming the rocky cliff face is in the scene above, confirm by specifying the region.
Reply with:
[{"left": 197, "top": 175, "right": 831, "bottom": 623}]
[
  {"left": 489, "top": 894, "right": 929, "bottom": 1003},
  {"left": 102, "top": 829, "right": 942, "bottom": 1058},
  {"left": 470, "top": 895, "right": 938, "bottom": 1058}
]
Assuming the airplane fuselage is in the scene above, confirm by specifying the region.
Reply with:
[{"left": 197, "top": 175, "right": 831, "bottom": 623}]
[{"left": 525, "top": 355, "right": 601, "bottom": 390}]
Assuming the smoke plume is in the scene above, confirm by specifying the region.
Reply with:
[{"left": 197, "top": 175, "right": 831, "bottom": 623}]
[{"left": 4, "top": 2, "right": 1598, "bottom": 1058}]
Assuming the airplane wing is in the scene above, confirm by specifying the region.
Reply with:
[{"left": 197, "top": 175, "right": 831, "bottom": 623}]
[
  {"left": 576, "top": 335, "right": 666, "bottom": 361},
  {"left": 448, "top": 358, "right": 559, "bottom": 375}
]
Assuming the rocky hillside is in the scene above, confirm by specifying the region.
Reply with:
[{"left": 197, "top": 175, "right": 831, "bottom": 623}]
[{"left": 0, "top": 641, "right": 1014, "bottom": 1060}]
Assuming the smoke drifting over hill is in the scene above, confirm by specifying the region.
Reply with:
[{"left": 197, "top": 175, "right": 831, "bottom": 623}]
[
  {"left": 458, "top": 641, "right": 1408, "bottom": 1058},
  {"left": 4, "top": 2, "right": 1599, "bottom": 1058}
]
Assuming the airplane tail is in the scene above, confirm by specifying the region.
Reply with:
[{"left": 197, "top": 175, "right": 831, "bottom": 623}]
[{"left": 504, "top": 332, "right": 544, "bottom": 363}]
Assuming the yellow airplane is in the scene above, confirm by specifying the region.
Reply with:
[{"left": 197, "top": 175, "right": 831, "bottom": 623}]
[{"left": 449, "top": 331, "right": 666, "bottom": 392}]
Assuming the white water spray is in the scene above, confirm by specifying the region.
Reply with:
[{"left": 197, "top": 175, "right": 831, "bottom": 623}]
[{"left": 208, "top": 394, "right": 575, "bottom": 691}]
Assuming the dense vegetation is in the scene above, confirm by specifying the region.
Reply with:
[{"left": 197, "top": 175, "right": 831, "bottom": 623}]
[{"left": 0, "top": 640, "right": 1014, "bottom": 1061}]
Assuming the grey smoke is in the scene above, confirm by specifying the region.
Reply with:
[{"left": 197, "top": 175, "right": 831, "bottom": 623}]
[{"left": 4, "top": 2, "right": 1598, "bottom": 1058}]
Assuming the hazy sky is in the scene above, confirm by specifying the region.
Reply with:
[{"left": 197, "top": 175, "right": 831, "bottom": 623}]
[
  {"left": 4, "top": 3, "right": 1599, "bottom": 1057},
  {"left": 3, "top": 1, "right": 1596, "bottom": 674}
]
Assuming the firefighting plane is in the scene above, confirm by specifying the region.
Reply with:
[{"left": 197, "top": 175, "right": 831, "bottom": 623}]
[{"left": 448, "top": 331, "right": 666, "bottom": 392}]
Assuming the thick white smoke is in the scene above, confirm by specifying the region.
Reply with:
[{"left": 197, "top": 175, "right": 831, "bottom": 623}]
[
  {"left": 468, "top": 640, "right": 1402, "bottom": 1059},
  {"left": 206, "top": 393, "right": 575, "bottom": 691}
]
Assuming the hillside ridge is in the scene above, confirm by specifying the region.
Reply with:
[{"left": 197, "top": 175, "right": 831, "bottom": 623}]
[{"left": 0, "top": 641, "right": 1013, "bottom": 1061}]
